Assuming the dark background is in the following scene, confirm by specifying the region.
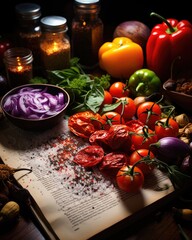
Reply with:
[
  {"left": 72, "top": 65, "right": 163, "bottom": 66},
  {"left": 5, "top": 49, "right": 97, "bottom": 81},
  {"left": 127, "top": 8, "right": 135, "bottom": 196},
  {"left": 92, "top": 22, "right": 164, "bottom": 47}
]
[{"left": 1, "top": 0, "right": 192, "bottom": 37}]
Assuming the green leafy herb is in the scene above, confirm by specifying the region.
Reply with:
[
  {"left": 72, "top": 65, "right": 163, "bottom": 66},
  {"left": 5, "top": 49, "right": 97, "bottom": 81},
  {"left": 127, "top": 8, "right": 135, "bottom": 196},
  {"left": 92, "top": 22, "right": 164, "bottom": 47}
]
[{"left": 47, "top": 58, "right": 111, "bottom": 114}]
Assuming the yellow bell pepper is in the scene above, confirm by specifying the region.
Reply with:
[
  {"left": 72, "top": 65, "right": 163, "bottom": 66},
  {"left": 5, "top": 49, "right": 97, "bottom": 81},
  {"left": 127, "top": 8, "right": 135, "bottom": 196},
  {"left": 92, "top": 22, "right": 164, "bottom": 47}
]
[{"left": 98, "top": 37, "right": 144, "bottom": 79}]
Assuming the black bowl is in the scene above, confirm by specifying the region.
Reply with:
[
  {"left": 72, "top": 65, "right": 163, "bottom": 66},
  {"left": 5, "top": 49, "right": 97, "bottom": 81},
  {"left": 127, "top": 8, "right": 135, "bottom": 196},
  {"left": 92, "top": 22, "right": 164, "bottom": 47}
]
[
  {"left": 1, "top": 83, "right": 70, "bottom": 131},
  {"left": 163, "top": 79, "right": 192, "bottom": 113}
]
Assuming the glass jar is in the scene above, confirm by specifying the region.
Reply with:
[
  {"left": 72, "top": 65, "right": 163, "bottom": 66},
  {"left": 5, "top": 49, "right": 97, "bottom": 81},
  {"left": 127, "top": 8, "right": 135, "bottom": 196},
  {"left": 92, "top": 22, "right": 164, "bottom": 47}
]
[
  {"left": 40, "top": 16, "right": 71, "bottom": 76},
  {"left": 71, "top": 0, "right": 103, "bottom": 70},
  {"left": 15, "top": 3, "right": 42, "bottom": 75},
  {"left": 4, "top": 47, "right": 33, "bottom": 88}
]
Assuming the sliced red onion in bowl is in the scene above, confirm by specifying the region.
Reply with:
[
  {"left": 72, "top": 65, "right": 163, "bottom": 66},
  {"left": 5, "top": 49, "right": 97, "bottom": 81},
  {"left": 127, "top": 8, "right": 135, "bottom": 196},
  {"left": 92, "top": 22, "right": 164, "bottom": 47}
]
[{"left": 2, "top": 86, "right": 66, "bottom": 119}]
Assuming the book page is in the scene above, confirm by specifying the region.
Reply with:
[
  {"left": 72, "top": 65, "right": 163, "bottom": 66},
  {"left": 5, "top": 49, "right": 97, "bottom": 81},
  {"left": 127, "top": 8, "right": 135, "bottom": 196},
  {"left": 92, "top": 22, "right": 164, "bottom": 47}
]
[{"left": 0, "top": 118, "right": 174, "bottom": 240}]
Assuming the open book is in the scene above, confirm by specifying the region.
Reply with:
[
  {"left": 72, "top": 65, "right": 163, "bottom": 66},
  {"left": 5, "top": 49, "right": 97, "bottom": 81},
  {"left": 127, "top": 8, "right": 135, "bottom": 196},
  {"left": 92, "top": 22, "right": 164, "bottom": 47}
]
[{"left": 0, "top": 117, "right": 175, "bottom": 240}]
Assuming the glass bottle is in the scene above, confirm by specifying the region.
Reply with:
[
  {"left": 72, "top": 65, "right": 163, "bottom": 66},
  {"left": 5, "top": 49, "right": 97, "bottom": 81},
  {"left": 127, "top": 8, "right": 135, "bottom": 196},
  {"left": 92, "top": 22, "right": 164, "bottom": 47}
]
[
  {"left": 71, "top": 0, "right": 103, "bottom": 70},
  {"left": 39, "top": 16, "right": 71, "bottom": 77},
  {"left": 4, "top": 47, "right": 33, "bottom": 88},
  {"left": 15, "top": 3, "right": 42, "bottom": 75}
]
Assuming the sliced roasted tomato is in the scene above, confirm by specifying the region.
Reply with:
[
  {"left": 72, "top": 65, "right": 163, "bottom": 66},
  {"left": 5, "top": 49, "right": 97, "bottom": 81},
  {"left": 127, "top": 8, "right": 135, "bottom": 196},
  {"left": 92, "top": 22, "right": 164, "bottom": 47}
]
[
  {"left": 73, "top": 145, "right": 104, "bottom": 167},
  {"left": 89, "top": 129, "right": 111, "bottom": 151},
  {"left": 68, "top": 110, "right": 102, "bottom": 138},
  {"left": 107, "top": 124, "right": 132, "bottom": 152},
  {"left": 99, "top": 152, "right": 129, "bottom": 177}
]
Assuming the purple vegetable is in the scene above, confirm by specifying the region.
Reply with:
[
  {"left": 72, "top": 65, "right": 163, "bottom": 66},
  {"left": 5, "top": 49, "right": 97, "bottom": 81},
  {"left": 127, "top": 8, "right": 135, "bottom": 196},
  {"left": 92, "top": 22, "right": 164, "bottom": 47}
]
[
  {"left": 150, "top": 137, "right": 191, "bottom": 165},
  {"left": 3, "top": 87, "right": 65, "bottom": 119},
  {"left": 180, "top": 154, "right": 192, "bottom": 176}
]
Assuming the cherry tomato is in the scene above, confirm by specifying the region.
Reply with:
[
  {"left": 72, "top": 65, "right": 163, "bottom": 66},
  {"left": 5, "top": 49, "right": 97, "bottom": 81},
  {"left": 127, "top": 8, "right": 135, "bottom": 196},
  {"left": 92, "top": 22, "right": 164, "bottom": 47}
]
[
  {"left": 131, "top": 126, "right": 158, "bottom": 150},
  {"left": 136, "top": 101, "right": 162, "bottom": 130},
  {"left": 68, "top": 110, "right": 102, "bottom": 138},
  {"left": 115, "top": 97, "right": 136, "bottom": 121},
  {"left": 116, "top": 165, "right": 144, "bottom": 193},
  {"left": 103, "top": 90, "right": 113, "bottom": 105},
  {"left": 155, "top": 117, "right": 179, "bottom": 139},
  {"left": 129, "top": 149, "right": 155, "bottom": 175},
  {"left": 101, "top": 111, "right": 125, "bottom": 130},
  {"left": 109, "top": 81, "right": 130, "bottom": 98},
  {"left": 73, "top": 145, "right": 104, "bottom": 167}
]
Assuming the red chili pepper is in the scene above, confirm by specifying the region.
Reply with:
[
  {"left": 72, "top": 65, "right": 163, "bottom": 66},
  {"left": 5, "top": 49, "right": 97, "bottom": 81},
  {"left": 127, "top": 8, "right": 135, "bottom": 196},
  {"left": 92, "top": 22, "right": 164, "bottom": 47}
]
[{"left": 146, "top": 12, "right": 192, "bottom": 82}]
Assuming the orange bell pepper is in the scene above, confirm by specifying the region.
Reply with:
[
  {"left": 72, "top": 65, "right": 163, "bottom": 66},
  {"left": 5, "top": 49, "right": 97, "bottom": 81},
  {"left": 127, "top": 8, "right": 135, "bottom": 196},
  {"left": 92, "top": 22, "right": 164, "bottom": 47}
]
[{"left": 98, "top": 37, "right": 144, "bottom": 79}]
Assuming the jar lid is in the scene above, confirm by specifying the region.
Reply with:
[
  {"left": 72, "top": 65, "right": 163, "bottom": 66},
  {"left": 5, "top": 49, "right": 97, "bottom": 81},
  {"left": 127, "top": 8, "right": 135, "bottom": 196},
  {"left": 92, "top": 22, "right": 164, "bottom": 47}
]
[
  {"left": 74, "top": 0, "right": 100, "bottom": 9},
  {"left": 15, "top": 3, "right": 41, "bottom": 20},
  {"left": 4, "top": 47, "right": 33, "bottom": 65},
  {"left": 40, "top": 16, "right": 68, "bottom": 33}
]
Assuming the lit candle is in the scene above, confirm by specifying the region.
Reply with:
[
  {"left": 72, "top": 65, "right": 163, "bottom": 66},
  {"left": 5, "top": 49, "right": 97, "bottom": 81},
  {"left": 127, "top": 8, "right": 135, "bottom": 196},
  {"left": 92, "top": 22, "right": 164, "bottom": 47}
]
[{"left": 4, "top": 48, "right": 33, "bottom": 88}]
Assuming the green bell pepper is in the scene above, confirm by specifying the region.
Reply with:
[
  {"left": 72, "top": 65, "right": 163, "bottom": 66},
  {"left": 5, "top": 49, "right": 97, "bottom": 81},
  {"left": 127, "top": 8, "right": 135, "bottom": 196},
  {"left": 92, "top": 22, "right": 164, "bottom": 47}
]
[{"left": 127, "top": 68, "right": 162, "bottom": 97}]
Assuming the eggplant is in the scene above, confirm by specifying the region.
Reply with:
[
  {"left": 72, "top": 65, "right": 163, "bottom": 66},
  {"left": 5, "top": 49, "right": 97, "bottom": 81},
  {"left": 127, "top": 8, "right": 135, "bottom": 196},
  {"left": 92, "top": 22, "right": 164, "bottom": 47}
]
[
  {"left": 180, "top": 154, "right": 192, "bottom": 176},
  {"left": 150, "top": 137, "right": 191, "bottom": 165}
]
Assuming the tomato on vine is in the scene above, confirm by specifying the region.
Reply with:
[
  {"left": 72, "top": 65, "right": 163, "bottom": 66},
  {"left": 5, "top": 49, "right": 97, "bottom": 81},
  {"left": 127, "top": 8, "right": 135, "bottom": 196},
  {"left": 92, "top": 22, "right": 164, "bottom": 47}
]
[
  {"left": 129, "top": 149, "right": 155, "bottom": 175},
  {"left": 103, "top": 90, "right": 113, "bottom": 105},
  {"left": 101, "top": 111, "right": 125, "bottom": 130},
  {"left": 114, "top": 96, "right": 136, "bottom": 121},
  {"left": 116, "top": 165, "right": 144, "bottom": 193},
  {"left": 136, "top": 101, "right": 162, "bottom": 130},
  {"left": 131, "top": 125, "right": 158, "bottom": 150},
  {"left": 155, "top": 117, "right": 179, "bottom": 139},
  {"left": 109, "top": 81, "right": 130, "bottom": 98}
]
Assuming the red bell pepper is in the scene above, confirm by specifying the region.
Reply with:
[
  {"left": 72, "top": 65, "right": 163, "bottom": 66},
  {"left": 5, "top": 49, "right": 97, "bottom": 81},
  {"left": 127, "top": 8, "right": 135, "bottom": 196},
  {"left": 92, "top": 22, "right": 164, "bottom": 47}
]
[{"left": 146, "top": 12, "right": 192, "bottom": 82}]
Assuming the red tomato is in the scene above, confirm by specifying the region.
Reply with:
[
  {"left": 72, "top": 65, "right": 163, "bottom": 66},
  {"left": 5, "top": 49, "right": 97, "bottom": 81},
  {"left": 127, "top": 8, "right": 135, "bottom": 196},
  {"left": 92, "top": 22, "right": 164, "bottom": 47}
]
[
  {"left": 129, "top": 149, "right": 155, "bottom": 175},
  {"left": 68, "top": 111, "right": 102, "bottom": 138},
  {"left": 125, "top": 119, "right": 144, "bottom": 132},
  {"left": 115, "top": 97, "right": 136, "bottom": 121},
  {"left": 136, "top": 101, "right": 162, "bottom": 130},
  {"left": 131, "top": 126, "right": 158, "bottom": 150},
  {"left": 155, "top": 117, "right": 179, "bottom": 139},
  {"left": 73, "top": 145, "right": 104, "bottom": 167},
  {"left": 116, "top": 165, "right": 144, "bottom": 193},
  {"left": 109, "top": 81, "right": 130, "bottom": 98},
  {"left": 101, "top": 111, "right": 125, "bottom": 130},
  {"left": 103, "top": 90, "right": 113, "bottom": 105}
]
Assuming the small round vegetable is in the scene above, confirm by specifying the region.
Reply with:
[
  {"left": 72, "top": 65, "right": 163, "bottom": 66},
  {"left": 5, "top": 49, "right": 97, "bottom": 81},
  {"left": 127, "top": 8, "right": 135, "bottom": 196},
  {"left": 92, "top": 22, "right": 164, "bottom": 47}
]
[
  {"left": 129, "top": 149, "right": 155, "bottom": 175},
  {"left": 116, "top": 165, "right": 144, "bottom": 193},
  {"left": 103, "top": 90, "right": 113, "bottom": 105},
  {"left": 109, "top": 81, "right": 130, "bottom": 98},
  {"left": 114, "top": 96, "right": 136, "bottom": 121},
  {"left": 113, "top": 21, "right": 151, "bottom": 49}
]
